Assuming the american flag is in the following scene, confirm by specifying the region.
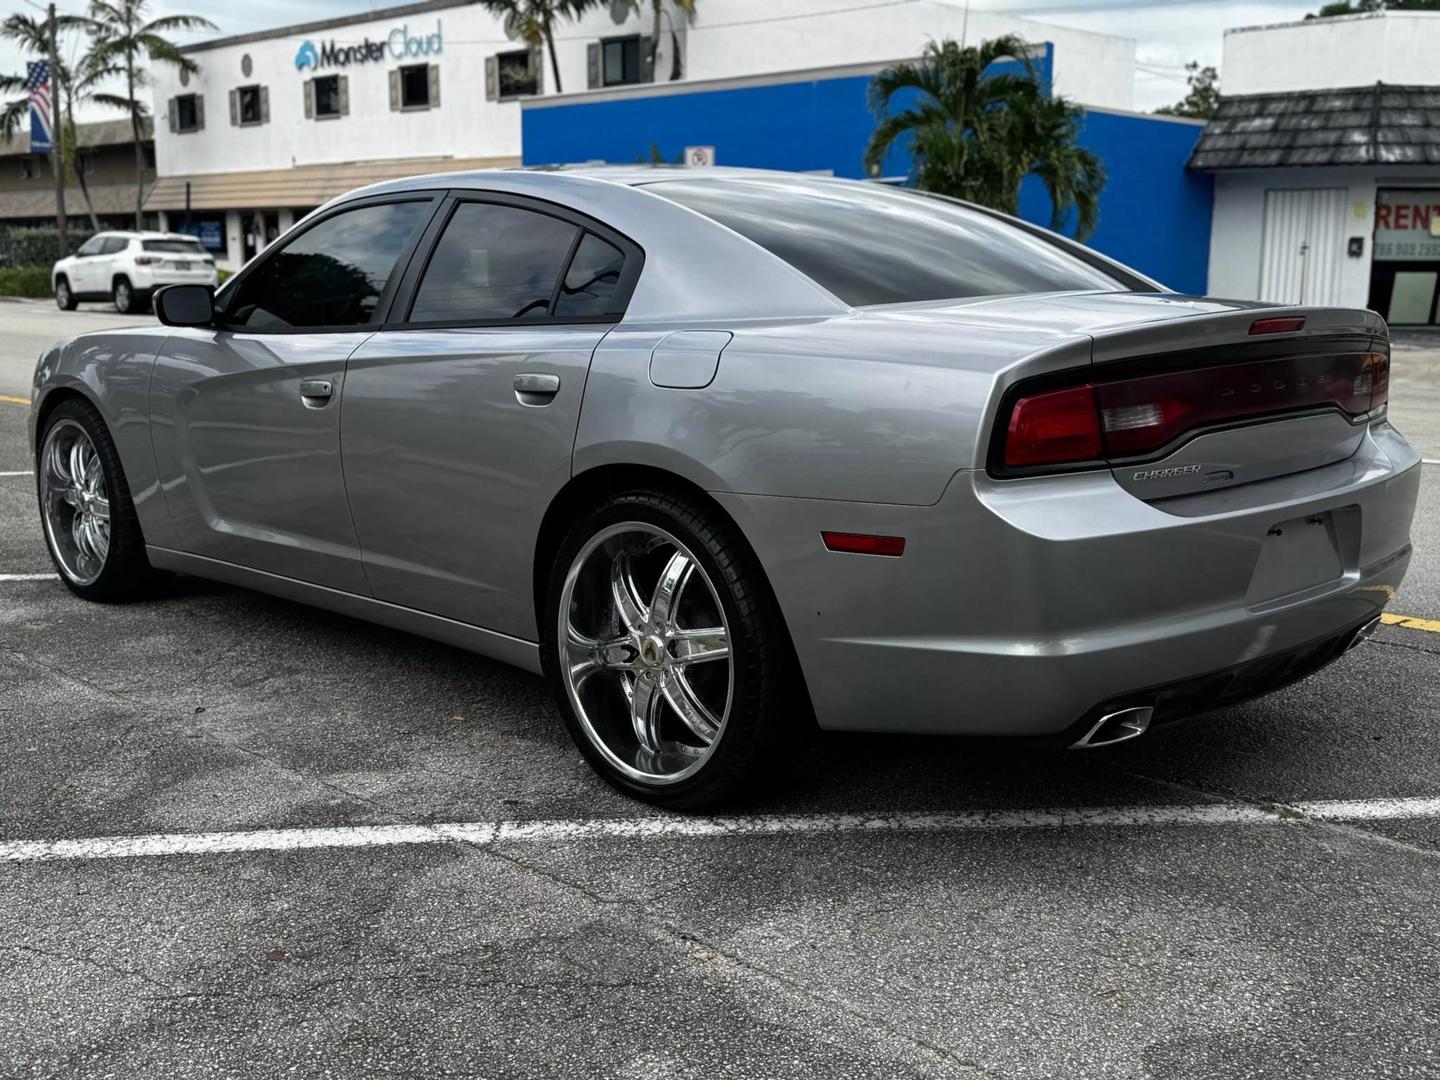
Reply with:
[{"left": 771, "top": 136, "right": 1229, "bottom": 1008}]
[{"left": 26, "top": 61, "right": 53, "bottom": 154}]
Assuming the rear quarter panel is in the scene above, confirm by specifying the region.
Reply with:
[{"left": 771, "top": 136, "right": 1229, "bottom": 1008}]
[{"left": 574, "top": 313, "right": 1088, "bottom": 506}]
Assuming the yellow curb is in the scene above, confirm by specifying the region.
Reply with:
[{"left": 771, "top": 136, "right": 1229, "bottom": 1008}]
[{"left": 1381, "top": 613, "right": 1440, "bottom": 634}]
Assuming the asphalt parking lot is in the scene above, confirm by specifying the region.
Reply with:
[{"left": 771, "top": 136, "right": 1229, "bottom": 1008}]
[{"left": 3, "top": 300, "right": 1440, "bottom": 1079}]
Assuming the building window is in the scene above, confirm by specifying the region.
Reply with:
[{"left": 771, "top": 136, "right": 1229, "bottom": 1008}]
[
  {"left": 493, "top": 49, "right": 538, "bottom": 100},
  {"left": 20, "top": 158, "right": 34, "bottom": 180},
  {"left": 170, "top": 93, "right": 204, "bottom": 134},
  {"left": 231, "top": 84, "right": 268, "bottom": 127},
  {"left": 402, "top": 64, "right": 429, "bottom": 108},
  {"left": 306, "top": 74, "right": 347, "bottom": 120},
  {"left": 603, "top": 35, "right": 642, "bottom": 86}
]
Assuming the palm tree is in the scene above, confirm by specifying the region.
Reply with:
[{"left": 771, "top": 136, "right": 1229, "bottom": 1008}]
[
  {"left": 628, "top": 0, "right": 696, "bottom": 81},
  {"left": 2, "top": 12, "right": 115, "bottom": 231},
  {"left": 864, "top": 36, "right": 1106, "bottom": 240},
  {"left": 84, "top": 0, "right": 216, "bottom": 230},
  {"left": 472, "top": 0, "right": 603, "bottom": 94}
]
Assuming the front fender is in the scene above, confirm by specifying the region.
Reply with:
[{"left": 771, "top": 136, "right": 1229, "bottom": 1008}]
[{"left": 32, "top": 328, "right": 176, "bottom": 548}]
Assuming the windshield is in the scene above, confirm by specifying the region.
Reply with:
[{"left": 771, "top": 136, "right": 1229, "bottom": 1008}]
[
  {"left": 143, "top": 239, "right": 208, "bottom": 255},
  {"left": 646, "top": 176, "right": 1127, "bottom": 306}
]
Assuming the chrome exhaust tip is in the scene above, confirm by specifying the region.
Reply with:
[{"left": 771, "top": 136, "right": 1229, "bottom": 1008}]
[
  {"left": 1070, "top": 705, "right": 1153, "bottom": 750},
  {"left": 1346, "top": 616, "right": 1383, "bottom": 651}
]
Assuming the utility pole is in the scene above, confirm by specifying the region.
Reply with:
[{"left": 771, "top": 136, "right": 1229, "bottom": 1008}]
[{"left": 47, "top": 3, "right": 68, "bottom": 258}]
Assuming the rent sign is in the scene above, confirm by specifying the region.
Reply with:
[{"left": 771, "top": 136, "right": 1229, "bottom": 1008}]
[{"left": 1374, "top": 190, "right": 1440, "bottom": 262}]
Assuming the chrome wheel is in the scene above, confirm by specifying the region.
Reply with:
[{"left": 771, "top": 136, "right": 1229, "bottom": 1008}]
[
  {"left": 55, "top": 280, "right": 70, "bottom": 309},
  {"left": 113, "top": 280, "right": 131, "bottom": 313},
  {"left": 39, "top": 420, "right": 111, "bottom": 586},
  {"left": 558, "top": 522, "right": 734, "bottom": 786}
]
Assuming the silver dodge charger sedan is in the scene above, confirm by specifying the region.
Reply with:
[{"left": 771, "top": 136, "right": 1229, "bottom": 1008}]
[{"left": 30, "top": 168, "right": 1420, "bottom": 807}]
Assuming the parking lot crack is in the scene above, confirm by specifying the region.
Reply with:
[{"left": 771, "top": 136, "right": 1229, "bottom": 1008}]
[
  {"left": 472, "top": 841, "right": 1002, "bottom": 1078},
  {"left": 4, "top": 942, "right": 181, "bottom": 995},
  {"left": 1120, "top": 769, "right": 1440, "bottom": 863}
]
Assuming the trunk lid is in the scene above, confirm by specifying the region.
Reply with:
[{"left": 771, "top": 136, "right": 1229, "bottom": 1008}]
[{"left": 882, "top": 291, "right": 1388, "bottom": 499}]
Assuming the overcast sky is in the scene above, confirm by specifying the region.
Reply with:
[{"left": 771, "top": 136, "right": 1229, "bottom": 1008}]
[{"left": 3, "top": 0, "right": 1325, "bottom": 121}]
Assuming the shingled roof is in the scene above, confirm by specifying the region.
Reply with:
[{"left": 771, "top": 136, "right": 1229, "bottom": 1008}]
[{"left": 1188, "top": 83, "right": 1440, "bottom": 170}]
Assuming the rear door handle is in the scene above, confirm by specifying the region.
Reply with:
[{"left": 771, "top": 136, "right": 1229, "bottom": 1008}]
[
  {"left": 299, "top": 378, "right": 334, "bottom": 407},
  {"left": 513, "top": 372, "right": 560, "bottom": 407}
]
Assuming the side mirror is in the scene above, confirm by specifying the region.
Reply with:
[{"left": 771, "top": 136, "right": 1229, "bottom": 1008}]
[{"left": 153, "top": 283, "right": 214, "bottom": 327}]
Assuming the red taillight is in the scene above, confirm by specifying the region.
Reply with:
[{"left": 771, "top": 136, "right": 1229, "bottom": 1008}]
[
  {"left": 1250, "top": 317, "right": 1306, "bottom": 335},
  {"left": 1367, "top": 352, "right": 1389, "bottom": 416},
  {"left": 134, "top": 255, "right": 161, "bottom": 266},
  {"left": 821, "top": 532, "right": 906, "bottom": 557},
  {"left": 1004, "top": 384, "right": 1102, "bottom": 467},
  {"left": 998, "top": 349, "right": 1388, "bottom": 472}
]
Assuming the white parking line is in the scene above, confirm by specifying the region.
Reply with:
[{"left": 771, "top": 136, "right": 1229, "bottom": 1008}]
[
  {"left": 0, "top": 573, "right": 55, "bottom": 582},
  {"left": 0, "top": 470, "right": 31, "bottom": 477},
  {"left": 5, "top": 797, "right": 1440, "bottom": 864}
]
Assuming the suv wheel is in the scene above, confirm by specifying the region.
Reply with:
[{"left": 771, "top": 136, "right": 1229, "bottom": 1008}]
[
  {"left": 112, "top": 277, "right": 134, "bottom": 314},
  {"left": 543, "top": 489, "right": 799, "bottom": 809},
  {"left": 55, "top": 276, "right": 76, "bottom": 310}
]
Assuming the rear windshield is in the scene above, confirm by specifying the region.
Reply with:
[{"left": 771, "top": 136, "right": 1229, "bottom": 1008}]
[
  {"left": 143, "top": 239, "right": 208, "bottom": 255},
  {"left": 646, "top": 177, "right": 1126, "bottom": 306}
]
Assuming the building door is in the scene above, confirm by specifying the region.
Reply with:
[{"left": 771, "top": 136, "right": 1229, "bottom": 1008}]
[{"left": 1259, "top": 189, "right": 1345, "bottom": 305}]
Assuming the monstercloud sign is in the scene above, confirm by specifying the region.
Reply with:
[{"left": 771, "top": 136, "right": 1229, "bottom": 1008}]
[{"left": 294, "top": 20, "right": 443, "bottom": 72}]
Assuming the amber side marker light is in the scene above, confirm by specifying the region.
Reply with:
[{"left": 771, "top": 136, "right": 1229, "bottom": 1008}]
[
  {"left": 1250, "top": 316, "right": 1306, "bottom": 335},
  {"left": 821, "top": 532, "right": 906, "bottom": 557}
]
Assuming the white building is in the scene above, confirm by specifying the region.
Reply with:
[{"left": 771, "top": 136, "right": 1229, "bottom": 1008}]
[
  {"left": 1197, "top": 10, "right": 1440, "bottom": 327},
  {"left": 147, "top": 0, "right": 1136, "bottom": 272}
]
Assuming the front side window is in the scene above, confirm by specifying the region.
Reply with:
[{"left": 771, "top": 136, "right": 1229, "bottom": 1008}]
[
  {"left": 602, "top": 36, "right": 641, "bottom": 86},
  {"left": 314, "top": 75, "right": 342, "bottom": 118},
  {"left": 76, "top": 236, "right": 105, "bottom": 257},
  {"left": 409, "top": 202, "right": 579, "bottom": 323},
  {"left": 222, "top": 200, "right": 430, "bottom": 329},
  {"left": 648, "top": 177, "right": 1126, "bottom": 306}
]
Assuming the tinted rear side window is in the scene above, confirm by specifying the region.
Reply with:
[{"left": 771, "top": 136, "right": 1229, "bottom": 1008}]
[
  {"left": 224, "top": 200, "right": 429, "bottom": 329},
  {"left": 648, "top": 177, "right": 1123, "bottom": 306},
  {"left": 554, "top": 233, "right": 626, "bottom": 318},
  {"left": 410, "top": 202, "right": 579, "bottom": 323}
]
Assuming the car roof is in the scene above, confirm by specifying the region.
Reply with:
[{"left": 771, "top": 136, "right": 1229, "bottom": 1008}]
[{"left": 94, "top": 230, "right": 202, "bottom": 240}]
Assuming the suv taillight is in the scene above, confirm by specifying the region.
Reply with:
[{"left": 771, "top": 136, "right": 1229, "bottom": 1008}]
[
  {"left": 999, "top": 349, "right": 1389, "bottom": 473},
  {"left": 134, "top": 255, "right": 161, "bottom": 266}
]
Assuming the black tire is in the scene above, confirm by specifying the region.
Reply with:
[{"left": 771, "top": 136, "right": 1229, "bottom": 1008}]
[
  {"left": 542, "top": 488, "right": 802, "bottom": 810},
  {"left": 55, "top": 276, "right": 77, "bottom": 310},
  {"left": 37, "top": 398, "right": 163, "bottom": 603},
  {"left": 111, "top": 276, "right": 134, "bottom": 314}
]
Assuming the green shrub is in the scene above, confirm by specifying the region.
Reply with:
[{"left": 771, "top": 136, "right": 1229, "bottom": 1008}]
[
  {"left": 0, "top": 227, "right": 94, "bottom": 266},
  {"left": 0, "top": 266, "right": 53, "bottom": 299}
]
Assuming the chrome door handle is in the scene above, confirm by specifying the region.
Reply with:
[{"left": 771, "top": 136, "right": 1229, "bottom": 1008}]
[
  {"left": 514, "top": 372, "right": 560, "bottom": 407},
  {"left": 299, "top": 378, "right": 334, "bottom": 407}
]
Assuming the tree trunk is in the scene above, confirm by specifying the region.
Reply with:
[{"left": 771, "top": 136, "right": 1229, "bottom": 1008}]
[
  {"left": 542, "top": 9, "right": 562, "bottom": 94},
  {"left": 129, "top": 61, "right": 144, "bottom": 230},
  {"left": 67, "top": 110, "right": 101, "bottom": 231},
  {"left": 651, "top": 1, "right": 662, "bottom": 78}
]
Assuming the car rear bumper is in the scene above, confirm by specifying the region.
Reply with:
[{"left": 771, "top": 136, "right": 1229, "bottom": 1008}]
[
  {"left": 714, "top": 422, "right": 1421, "bottom": 737},
  {"left": 130, "top": 268, "right": 219, "bottom": 291}
]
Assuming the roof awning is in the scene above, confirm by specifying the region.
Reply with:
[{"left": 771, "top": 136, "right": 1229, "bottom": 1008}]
[
  {"left": 1188, "top": 83, "right": 1440, "bottom": 171},
  {"left": 145, "top": 155, "right": 521, "bottom": 211}
]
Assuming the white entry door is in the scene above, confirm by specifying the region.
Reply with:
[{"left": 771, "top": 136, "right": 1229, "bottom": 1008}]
[{"left": 1259, "top": 189, "right": 1346, "bottom": 305}]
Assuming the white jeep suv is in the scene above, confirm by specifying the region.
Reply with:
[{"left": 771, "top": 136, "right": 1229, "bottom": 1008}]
[{"left": 53, "top": 231, "right": 219, "bottom": 314}]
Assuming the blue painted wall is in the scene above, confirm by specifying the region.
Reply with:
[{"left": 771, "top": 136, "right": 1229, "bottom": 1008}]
[{"left": 522, "top": 47, "right": 1213, "bottom": 294}]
